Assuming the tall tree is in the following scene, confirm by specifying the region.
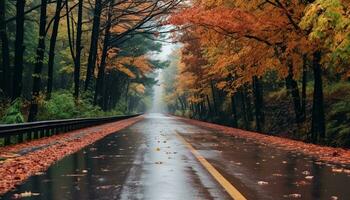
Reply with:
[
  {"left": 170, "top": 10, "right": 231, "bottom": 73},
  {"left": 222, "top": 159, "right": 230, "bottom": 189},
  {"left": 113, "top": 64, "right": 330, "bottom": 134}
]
[
  {"left": 12, "top": 0, "right": 26, "bottom": 100},
  {"left": 73, "top": 0, "right": 83, "bottom": 99},
  {"left": 0, "top": 0, "right": 11, "bottom": 96},
  {"left": 85, "top": 0, "right": 102, "bottom": 91},
  {"left": 47, "top": 0, "right": 64, "bottom": 99},
  {"left": 252, "top": 76, "right": 264, "bottom": 132},
  {"left": 311, "top": 51, "right": 325, "bottom": 142},
  {"left": 28, "top": 0, "right": 48, "bottom": 122},
  {"left": 94, "top": 0, "right": 113, "bottom": 106}
]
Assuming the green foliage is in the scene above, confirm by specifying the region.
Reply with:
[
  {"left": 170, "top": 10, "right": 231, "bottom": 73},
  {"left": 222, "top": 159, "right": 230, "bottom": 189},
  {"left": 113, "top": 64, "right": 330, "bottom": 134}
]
[
  {"left": 326, "top": 97, "right": 350, "bottom": 147},
  {"left": 37, "top": 91, "right": 103, "bottom": 120},
  {"left": 300, "top": 0, "right": 350, "bottom": 75},
  {"left": 1, "top": 99, "right": 25, "bottom": 124},
  {"left": 324, "top": 81, "right": 350, "bottom": 96},
  {"left": 36, "top": 90, "right": 129, "bottom": 121},
  {"left": 174, "top": 109, "right": 193, "bottom": 118},
  {"left": 325, "top": 82, "right": 350, "bottom": 147}
]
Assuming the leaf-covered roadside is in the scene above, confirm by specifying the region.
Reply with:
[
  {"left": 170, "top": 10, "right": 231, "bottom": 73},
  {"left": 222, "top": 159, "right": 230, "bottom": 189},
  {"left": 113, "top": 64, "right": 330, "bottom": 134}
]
[
  {"left": 174, "top": 116, "right": 350, "bottom": 166},
  {"left": 0, "top": 116, "right": 143, "bottom": 195}
]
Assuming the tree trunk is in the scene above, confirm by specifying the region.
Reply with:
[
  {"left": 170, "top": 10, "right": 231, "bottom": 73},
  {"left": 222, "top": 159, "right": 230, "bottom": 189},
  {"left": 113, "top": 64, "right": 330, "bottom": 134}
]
[
  {"left": 252, "top": 76, "right": 264, "bottom": 132},
  {"left": 94, "top": 2, "right": 113, "bottom": 106},
  {"left": 12, "top": 0, "right": 26, "bottom": 100},
  {"left": 0, "top": 0, "right": 11, "bottom": 96},
  {"left": 206, "top": 95, "right": 212, "bottom": 116},
  {"left": 178, "top": 97, "right": 185, "bottom": 111},
  {"left": 210, "top": 80, "right": 218, "bottom": 116},
  {"left": 301, "top": 54, "right": 308, "bottom": 121},
  {"left": 231, "top": 95, "right": 238, "bottom": 127},
  {"left": 285, "top": 60, "right": 303, "bottom": 123},
  {"left": 73, "top": 0, "right": 83, "bottom": 99},
  {"left": 85, "top": 0, "right": 102, "bottom": 91},
  {"left": 240, "top": 88, "right": 249, "bottom": 130},
  {"left": 244, "top": 85, "right": 253, "bottom": 122},
  {"left": 28, "top": 0, "right": 48, "bottom": 122},
  {"left": 311, "top": 51, "right": 325, "bottom": 143},
  {"left": 47, "top": 0, "right": 63, "bottom": 99}
]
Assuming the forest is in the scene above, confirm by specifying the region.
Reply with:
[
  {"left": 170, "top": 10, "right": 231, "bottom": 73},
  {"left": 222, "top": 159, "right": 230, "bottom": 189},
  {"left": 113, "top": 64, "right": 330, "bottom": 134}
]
[
  {"left": 0, "top": 0, "right": 179, "bottom": 124},
  {"left": 162, "top": 0, "right": 350, "bottom": 147},
  {"left": 1, "top": 0, "right": 350, "bottom": 148}
]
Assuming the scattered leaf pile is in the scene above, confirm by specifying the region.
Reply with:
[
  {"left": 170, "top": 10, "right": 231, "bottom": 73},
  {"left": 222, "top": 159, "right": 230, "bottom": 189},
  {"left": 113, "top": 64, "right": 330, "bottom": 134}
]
[{"left": 174, "top": 116, "right": 350, "bottom": 165}]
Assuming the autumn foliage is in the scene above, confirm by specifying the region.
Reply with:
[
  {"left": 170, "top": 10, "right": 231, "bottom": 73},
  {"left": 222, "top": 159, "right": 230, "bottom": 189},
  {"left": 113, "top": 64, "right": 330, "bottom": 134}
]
[{"left": 164, "top": 0, "right": 350, "bottom": 145}]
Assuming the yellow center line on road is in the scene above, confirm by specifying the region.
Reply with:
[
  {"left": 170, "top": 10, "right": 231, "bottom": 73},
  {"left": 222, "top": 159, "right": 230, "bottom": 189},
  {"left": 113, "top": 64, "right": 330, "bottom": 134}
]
[{"left": 175, "top": 132, "right": 247, "bottom": 200}]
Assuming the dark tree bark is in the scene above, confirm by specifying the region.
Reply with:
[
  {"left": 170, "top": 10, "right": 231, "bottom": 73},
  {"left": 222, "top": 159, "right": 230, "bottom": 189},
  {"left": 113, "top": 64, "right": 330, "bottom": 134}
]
[
  {"left": 231, "top": 95, "right": 238, "bottom": 127},
  {"left": 311, "top": 51, "right": 326, "bottom": 143},
  {"left": 285, "top": 60, "right": 303, "bottom": 123},
  {"left": 66, "top": 2, "right": 75, "bottom": 70},
  {"left": 210, "top": 80, "right": 218, "bottom": 116},
  {"left": 244, "top": 85, "right": 253, "bottom": 122},
  {"left": 85, "top": 0, "right": 102, "bottom": 91},
  {"left": 301, "top": 54, "right": 308, "bottom": 121},
  {"left": 206, "top": 95, "right": 212, "bottom": 116},
  {"left": 12, "top": 0, "right": 26, "bottom": 100},
  {"left": 73, "top": 0, "right": 83, "bottom": 99},
  {"left": 28, "top": 0, "right": 48, "bottom": 122},
  {"left": 178, "top": 97, "right": 186, "bottom": 112},
  {"left": 239, "top": 88, "right": 249, "bottom": 130},
  {"left": 0, "top": 0, "right": 11, "bottom": 96},
  {"left": 47, "top": 0, "right": 63, "bottom": 99},
  {"left": 252, "top": 76, "right": 264, "bottom": 132},
  {"left": 94, "top": 3, "right": 113, "bottom": 106}
]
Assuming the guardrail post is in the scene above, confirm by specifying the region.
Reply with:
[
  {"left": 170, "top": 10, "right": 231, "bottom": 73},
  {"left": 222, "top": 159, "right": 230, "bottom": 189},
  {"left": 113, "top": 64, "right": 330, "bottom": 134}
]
[
  {"left": 27, "top": 132, "right": 32, "bottom": 141},
  {"left": 39, "top": 130, "right": 44, "bottom": 138},
  {"left": 18, "top": 134, "right": 23, "bottom": 143},
  {"left": 34, "top": 131, "right": 39, "bottom": 139},
  {"left": 4, "top": 136, "right": 10, "bottom": 146}
]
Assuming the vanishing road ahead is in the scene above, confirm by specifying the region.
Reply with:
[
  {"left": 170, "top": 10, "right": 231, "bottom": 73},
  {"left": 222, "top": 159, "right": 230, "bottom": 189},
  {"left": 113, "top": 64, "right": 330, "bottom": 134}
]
[{"left": 3, "top": 114, "right": 350, "bottom": 200}]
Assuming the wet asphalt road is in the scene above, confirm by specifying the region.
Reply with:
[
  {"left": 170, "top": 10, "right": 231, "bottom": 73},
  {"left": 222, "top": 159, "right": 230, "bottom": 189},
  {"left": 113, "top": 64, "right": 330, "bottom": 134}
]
[{"left": 2, "top": 113, "right": 350, "bottom": 200}]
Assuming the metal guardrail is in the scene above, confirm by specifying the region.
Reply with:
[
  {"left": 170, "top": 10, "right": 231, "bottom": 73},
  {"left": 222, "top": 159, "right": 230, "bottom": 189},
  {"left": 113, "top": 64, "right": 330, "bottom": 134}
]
[{"left": 0, "top": 114, "right": 141, "bottom": 146}]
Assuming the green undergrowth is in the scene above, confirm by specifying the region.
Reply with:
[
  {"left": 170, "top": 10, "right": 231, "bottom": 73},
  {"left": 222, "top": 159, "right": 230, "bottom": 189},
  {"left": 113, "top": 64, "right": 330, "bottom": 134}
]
[
  {"left": 0, "top": 90, "right": 127, "bottom": 124},
  {"left": 265, "top": 81, "right": 350, "bottom": 147}
]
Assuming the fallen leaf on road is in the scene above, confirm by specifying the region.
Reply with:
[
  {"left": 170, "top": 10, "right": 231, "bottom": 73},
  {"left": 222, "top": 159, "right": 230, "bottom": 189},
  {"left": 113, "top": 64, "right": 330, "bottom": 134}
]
[
  {"left": 283, "top": 193, "right": 301, "bottom": 198},
  {"left": 330, "top": 196, "right": 338, "bottom": 200},
  {"left": 293, "top": 180, "right": 309, "bottom": 186},
  {"left": 302, "top": 171, "right": 310, "bottom": 175},
  {"left": 257, "top": 181, "right": 268, "bottom": 185},
  {"left": 305, "top": 176, "right": 313, "bottom": 180},
  {"left": 12, "top": 191, "right": 40, "bottom": 199},
  {"left": 332, "top": 168, "right": 343, "bottom": 173},
  {"left": 272, "top": 173, "right": 283, "bottom": 177},
  {"left": 96, "top": 185, "right": 119, "bottom": 190}
]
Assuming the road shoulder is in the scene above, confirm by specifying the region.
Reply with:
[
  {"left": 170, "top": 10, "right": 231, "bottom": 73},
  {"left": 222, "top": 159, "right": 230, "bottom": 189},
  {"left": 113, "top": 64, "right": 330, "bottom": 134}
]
[{"left": 0, "top": 116, "right": 143, "bottom": 195}]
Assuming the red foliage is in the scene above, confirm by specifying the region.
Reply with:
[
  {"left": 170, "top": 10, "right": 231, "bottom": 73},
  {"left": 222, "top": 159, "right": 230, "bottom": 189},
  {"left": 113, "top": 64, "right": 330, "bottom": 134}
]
[{"left": 169, "top": 7, "right": 286, "bottom": 37}]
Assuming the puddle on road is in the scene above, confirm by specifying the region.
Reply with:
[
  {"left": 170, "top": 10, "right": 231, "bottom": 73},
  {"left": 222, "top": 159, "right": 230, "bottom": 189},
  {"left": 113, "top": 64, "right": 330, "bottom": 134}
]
[{"left": 1, "top": 133, "right": 139, "bottom": 200}]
